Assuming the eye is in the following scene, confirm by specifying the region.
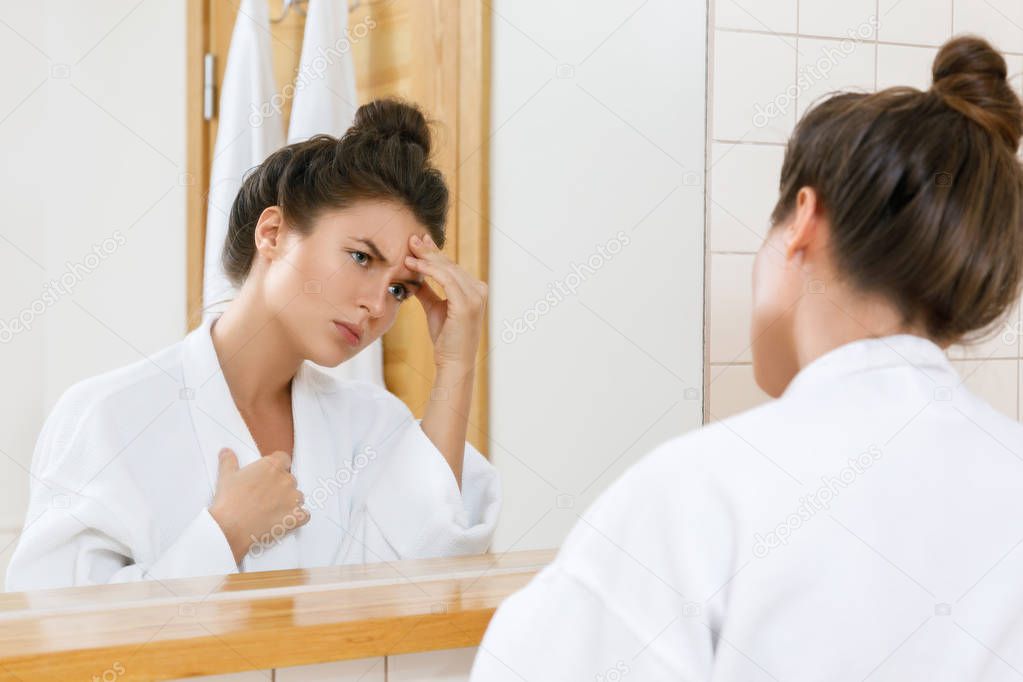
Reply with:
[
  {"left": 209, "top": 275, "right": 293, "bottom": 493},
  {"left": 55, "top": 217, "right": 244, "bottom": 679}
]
[
  {"left": 388, "top": 283, "right": 410, "bottom": 302},
  {"left": 349, "top": 250, "right": 370, "bottom": 267}
]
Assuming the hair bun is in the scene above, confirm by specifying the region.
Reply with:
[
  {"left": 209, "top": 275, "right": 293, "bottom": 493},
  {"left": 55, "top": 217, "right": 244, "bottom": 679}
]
[
  {"left": 350, "top": 98, "right": 432, "bottom": 153},
  {"left": 931, "top": 35, "right": 1023, "bottom": 150}
]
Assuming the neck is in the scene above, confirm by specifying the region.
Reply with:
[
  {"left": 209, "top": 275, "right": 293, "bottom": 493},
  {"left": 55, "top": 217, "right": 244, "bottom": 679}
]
[
  {"left": 210, "top": 284, "right": 302, "bottom": 408},
  {"left": 791, "top": 287, "right": 928, "bottom": 373}
]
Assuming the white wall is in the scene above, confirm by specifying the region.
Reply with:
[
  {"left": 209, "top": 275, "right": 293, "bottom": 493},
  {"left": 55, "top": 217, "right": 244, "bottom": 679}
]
[
  {"left": 0, "top": 0, "right": 187, "bottom": 571},
  {"left": 487, "top": 0, "right": 708, "bottom": 552}
]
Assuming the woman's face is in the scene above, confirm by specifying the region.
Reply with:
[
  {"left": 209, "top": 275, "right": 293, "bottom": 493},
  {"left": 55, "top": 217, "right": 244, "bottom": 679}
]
[
  {"left": 750, "top": 219, "right": 803, "bottom": 398},
  {"left": 263, "top": 199, "right": 429, "bottom": 368}
]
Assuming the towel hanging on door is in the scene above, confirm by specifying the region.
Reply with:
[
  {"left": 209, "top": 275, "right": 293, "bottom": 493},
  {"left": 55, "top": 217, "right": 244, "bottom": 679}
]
[{"left": 202, "top": 0, "right": 285, "bottom": 320}]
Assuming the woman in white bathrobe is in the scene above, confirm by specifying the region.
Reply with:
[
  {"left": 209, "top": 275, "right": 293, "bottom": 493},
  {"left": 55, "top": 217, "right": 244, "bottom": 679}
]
[
  {"left": 472, "top": 36, "right": 1023, "bottom": 680},
  {"left": 6, "top": 99, "right": 500, "bottom": 590}
]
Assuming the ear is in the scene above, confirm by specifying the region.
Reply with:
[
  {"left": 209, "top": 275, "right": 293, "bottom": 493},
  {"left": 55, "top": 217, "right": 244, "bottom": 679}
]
[
  {"left": 783, "top": 186, "right": 825, "bottom": 262},
  {"left": 253, "top": 206, "right": 288, "bottom": 260}
]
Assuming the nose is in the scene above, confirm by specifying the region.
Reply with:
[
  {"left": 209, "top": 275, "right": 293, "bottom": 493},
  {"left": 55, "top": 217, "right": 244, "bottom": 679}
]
[{"left": 355, "top": 276, "right": 389, "bottom": 319}]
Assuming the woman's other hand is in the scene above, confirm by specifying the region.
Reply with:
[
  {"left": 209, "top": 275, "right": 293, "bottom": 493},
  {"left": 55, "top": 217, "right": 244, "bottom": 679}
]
[{"left": 209, "top": 448, "right": 309, "bottom": 563}]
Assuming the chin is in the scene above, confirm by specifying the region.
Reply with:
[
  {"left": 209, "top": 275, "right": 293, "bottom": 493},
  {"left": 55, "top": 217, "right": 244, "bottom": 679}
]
[{"left": 304, "top": 339, "right": 353, "bottom": 368}]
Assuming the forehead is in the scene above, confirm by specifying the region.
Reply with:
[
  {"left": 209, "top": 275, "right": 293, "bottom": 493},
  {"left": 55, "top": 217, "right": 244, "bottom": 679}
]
[{"left": 311, "top": 200, "right": 423, "bottom": 247}]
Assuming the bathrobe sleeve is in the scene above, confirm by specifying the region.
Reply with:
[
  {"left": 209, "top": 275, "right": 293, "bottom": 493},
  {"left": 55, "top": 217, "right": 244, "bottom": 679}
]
[
  {"left": 5, "top": 393, "right": 239, "bottom": 592},
  {"left": 338, "top": 384, "right": 501, "bottom": 563},
  {"left": 470, "top": 437, "right": 734, "bottom": 681}
]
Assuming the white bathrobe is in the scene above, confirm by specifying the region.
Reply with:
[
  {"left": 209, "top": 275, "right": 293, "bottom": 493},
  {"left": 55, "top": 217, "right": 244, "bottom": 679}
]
[
  {"left": 472, "top": 335, "right": 1023, "bottom": 681},
  {"left": 6, "top": 314, "right": 500, "bottom": 591}
]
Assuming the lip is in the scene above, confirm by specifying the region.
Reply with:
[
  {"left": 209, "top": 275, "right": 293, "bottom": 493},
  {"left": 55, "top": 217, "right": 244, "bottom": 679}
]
[{"left": 333, "top": 320, "right": 363, "bottom": 345}]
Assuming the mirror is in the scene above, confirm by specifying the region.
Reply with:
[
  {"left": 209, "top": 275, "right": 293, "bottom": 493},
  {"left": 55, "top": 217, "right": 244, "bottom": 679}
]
[{"left": 0, "top": 0, "right": 707, "bottom": 598}]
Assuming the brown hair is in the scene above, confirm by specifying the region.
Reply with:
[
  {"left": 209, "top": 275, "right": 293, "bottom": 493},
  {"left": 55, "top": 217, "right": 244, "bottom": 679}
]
[
  {"left": 221, "top": 98, "right": 449, "bottom": 287},
  {"left": 770, "top": 35, "right": 1023, "bottom": 343}
]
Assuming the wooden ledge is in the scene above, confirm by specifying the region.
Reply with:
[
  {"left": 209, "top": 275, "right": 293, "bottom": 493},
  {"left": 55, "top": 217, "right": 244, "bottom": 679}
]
[{"left": 0, "top": 549, "right": 555, "bottom": 681}]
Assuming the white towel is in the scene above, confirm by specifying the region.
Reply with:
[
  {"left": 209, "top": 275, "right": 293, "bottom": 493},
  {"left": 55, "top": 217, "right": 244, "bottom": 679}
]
[
  {"left": 202, "top": 0, "right": 285, "bottom": 321},
  {"left": 287, "top": 0, "right": 360, "bottom": 145},
  {"left": 289, "top": 0, "right": 385, "bottom": 387}
]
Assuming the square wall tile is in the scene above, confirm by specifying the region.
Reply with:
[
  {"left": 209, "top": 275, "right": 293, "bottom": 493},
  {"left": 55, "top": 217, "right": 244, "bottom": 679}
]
[
  {"left": 796, "top": 37, "right": 876, "bottom": 120},
  {"left": 951, "top": 359, "right": 1019, "bottom": 420},
  {"left": 387, "top": 648, "right": 477, "bottom": 681},
  {"left": 800, "top": 0, "right": 878, "bottom": 40},
  {"left": 708, "top": 363, "right": 771, "bottom": 421},
  {"left": 877, "top": 44, "right": 940, "bottom": 91},
  {"left": 276, "top": 659, "right": 384, "bottom": 681},
  {"left": 710, "top": 142, "right": 785, "bottom": 252},
  {"left": 713, "top": 30, "right": 798, "bottom": 143},
  {"left": 953, "top": 0, "right": 1023, "bottom": 54},
  {"left": 715, "top": 0, "right": 797, "bottom": 34},
  {"left": 710, "top": 253, "right": 755, "bottom": 363},
  {"left": 878, "top": 0, "right": 953, "bottom": 45}
]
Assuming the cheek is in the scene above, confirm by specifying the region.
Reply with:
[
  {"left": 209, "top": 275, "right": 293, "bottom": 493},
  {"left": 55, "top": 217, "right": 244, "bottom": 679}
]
[
  {"left": 750, "top": 234, "right": 800, "bottom": 396},
  {"left": 751, "top": 236, "right": 789, "bottom": 332},
  {"left": 369, "top": 302, "right": 402, "bottom": 336},
  {"left": 266, "top": 237, "right": 333, "bottom": 295}
]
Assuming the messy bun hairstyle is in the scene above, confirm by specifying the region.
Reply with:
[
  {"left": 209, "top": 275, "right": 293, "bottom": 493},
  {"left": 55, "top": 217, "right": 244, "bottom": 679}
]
[
  {"left": 222, "top": 98, "right": 449, "bottom": 287},
  {"left": 770, "top": 35, "right": 1023, "bottom": 344}
]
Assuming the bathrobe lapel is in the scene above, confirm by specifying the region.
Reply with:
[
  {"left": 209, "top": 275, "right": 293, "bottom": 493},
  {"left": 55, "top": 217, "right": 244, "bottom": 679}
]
[{"left": 181, "top": 315, "right": 342, "bottom": 571}]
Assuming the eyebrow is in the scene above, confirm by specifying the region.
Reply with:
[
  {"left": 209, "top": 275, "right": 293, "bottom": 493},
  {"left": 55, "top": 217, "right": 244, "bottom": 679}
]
[{"left": 353, "top": 237, "right": 424, "bottom": 289}]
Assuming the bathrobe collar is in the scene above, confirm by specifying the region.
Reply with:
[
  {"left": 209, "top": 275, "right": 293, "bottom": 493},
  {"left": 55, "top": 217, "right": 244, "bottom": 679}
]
[
  {"left": 783, "top": 333, "right": 955, "bottom": 398},
  {"left": 181, "top": 313, "right": 344, "bottom": 571}
]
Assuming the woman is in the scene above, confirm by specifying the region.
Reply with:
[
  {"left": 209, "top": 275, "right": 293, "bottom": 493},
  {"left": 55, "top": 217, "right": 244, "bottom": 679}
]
[
  {"left": 472, "top": 36, "right": 1023, "bottom": 680},
  {"left": 6, "top": 99, "right": 500, "bottom": 589}
]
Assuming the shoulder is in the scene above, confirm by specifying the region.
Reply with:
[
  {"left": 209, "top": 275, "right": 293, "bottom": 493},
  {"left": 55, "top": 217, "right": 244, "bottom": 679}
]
[
  {"left": 604, "top": 399, "right": 786, "bottom": 506},
  {"left": 40, "top": 341, "right": 185, "bottom": 464},
  {"left": 557, "top": 401, "right": 787, "bottom": 576}
]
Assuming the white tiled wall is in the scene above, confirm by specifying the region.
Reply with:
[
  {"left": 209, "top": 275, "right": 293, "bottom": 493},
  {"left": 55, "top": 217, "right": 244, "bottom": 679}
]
[
  {"left": 707, "top": 0, "right": 1023, "bottom": 422},
  {"left": 167, "top": 650, "right": 472, "bottom": 682}
]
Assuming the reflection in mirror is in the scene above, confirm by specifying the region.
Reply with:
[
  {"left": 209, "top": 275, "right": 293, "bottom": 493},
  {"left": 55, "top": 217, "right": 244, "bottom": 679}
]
[{"left": 4, "top": 0, "right": 499, "bottom": 595}]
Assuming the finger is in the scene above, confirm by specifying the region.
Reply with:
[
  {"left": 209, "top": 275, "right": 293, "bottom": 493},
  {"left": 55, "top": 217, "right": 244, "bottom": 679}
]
[
  {"left": 411, "top": 234, "right": 470, "bottom": 284},
  {"left": 406, "top": 255, "right": 470, "bottom": 306},
  {"left": 218, "top": 448, "right": 239, "bottom": 476},
  {"left": 408, "top": 233, "right": 445, "bottom": 259},
  {"left": 295, "top": 507, "right": 312, "bottom": 527},
  {"left": 410, "top": 237, "right": 487, "bottom": 304},
  {"left": 413, "top": 278, "right": 445, "bottom": 312},
  {"left": 266, "top": 450, "right": 292, "bottom": 472}
]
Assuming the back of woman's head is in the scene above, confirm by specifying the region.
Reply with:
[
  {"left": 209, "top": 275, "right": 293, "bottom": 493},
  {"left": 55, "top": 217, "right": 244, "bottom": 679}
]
[
  {"left": 770, "top": 35, "right": 1023, "bottom": 344},
  {"left": 222, "top": 98, "right": 448, "bottom": 287}
]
